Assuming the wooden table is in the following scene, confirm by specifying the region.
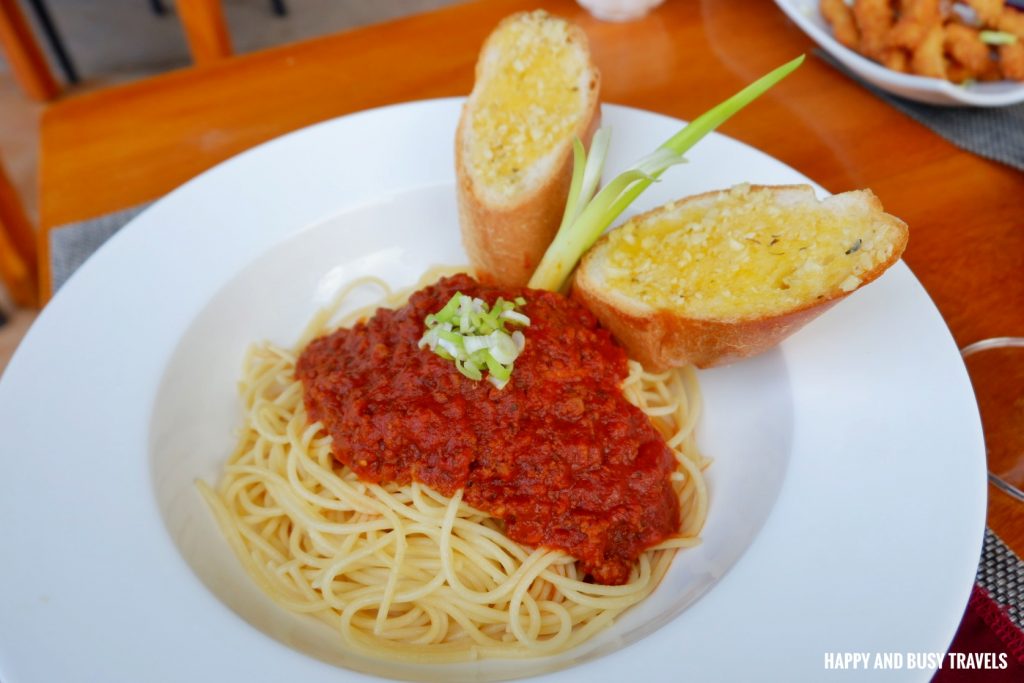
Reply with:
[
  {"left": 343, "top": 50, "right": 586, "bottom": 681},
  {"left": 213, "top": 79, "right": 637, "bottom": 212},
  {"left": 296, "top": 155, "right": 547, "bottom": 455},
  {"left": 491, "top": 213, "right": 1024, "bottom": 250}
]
[{"left": 38, "top": 0, "right": 1024, "bottom": 553}]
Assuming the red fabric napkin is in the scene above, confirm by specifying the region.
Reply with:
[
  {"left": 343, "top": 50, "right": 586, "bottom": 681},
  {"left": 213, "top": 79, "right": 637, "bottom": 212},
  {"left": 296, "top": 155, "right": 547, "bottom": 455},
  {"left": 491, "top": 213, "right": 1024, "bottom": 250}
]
[{"left": 934, "top": 585, "right": 1024, "bottom": 682}]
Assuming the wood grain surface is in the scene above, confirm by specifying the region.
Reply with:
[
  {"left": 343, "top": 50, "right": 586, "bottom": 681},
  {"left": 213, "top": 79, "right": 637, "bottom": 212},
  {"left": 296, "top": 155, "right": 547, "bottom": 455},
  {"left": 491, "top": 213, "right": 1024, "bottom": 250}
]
[
  {"left": 0, "top": 153, "right": 37, "bottom": 306},
  {"left": 37, "top": 0, "right": 1024, "bottom": 555},
  {"left": 177, "top": 0, "right": 233, "bottom": 65}
]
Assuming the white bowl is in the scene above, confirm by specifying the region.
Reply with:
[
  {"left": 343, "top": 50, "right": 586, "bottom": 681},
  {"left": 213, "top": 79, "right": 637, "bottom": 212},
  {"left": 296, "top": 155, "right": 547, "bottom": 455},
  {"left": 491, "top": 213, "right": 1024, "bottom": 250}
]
[
  {"left": 774, "top": 0, "right": 1024, "bottom": 107},
  {"left": 0, "top": 100, "right": 986, "bottom": 682}
]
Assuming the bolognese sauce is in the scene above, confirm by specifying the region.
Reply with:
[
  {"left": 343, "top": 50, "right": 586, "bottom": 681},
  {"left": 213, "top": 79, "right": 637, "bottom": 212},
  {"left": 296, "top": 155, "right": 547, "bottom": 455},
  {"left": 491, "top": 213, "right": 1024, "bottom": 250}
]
[{"left": 296, "top": 274, "right": 679, "bottom": 585}]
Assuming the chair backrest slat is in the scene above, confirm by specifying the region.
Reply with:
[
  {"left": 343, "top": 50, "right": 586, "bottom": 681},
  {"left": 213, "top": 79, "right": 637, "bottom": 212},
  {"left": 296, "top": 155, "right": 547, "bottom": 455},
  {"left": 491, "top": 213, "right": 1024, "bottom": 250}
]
[{"left": 0, "top": 155, "right": 38, "bottom": 308}]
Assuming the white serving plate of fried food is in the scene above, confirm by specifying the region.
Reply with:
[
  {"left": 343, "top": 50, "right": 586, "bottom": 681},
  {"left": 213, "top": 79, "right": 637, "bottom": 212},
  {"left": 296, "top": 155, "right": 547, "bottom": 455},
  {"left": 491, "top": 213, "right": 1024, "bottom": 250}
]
[{"left": 775, "top": 0, "right": 1024, "bottom": 106}]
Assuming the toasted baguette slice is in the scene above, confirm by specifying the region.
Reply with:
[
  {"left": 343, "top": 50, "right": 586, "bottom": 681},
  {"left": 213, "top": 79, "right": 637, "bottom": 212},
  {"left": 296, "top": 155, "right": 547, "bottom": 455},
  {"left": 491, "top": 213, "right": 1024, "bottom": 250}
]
[
  {"left": 573, "top": 184, "right": 909, "bottom": 369},
  {"left": 456, "top": 10, "right": 601, "bottom": 287}
]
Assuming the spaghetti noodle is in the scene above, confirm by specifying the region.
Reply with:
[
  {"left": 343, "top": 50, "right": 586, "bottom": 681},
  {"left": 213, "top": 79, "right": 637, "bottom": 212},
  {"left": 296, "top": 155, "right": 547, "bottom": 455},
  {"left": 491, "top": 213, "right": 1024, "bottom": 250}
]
[{"left": 199, "top": 272, "right": 708, "bottom": 661}]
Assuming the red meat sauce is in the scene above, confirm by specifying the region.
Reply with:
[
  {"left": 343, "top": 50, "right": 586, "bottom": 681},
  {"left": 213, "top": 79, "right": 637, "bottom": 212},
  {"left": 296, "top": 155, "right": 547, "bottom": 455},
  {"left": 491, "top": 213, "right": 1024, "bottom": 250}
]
[{"left": 295, "top": 274, "right": 680, "bottom": 585}]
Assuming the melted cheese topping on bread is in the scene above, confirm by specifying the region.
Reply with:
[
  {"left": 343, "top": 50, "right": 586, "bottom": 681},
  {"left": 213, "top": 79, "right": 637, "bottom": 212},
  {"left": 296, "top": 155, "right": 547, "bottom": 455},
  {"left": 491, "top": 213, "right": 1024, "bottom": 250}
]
[
  {"left": 468, "top": 11, "right": 590, "bottom": 199},
  {"left": 602, "top": 185, "right": 902, "bottom": 319}
]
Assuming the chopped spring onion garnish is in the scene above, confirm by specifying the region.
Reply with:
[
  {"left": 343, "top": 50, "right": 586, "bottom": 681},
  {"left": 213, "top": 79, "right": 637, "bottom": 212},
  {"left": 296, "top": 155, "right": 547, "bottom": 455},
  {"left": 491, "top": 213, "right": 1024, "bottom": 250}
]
[
  {"left": 418, "top": 292, "right": 530, "bottom": 389},
  {"left": 980, "top": 31, "right": 1019, "bottom": 46},
  {"left": 528, "top": 55, "right": 805, "bottom": 292}
]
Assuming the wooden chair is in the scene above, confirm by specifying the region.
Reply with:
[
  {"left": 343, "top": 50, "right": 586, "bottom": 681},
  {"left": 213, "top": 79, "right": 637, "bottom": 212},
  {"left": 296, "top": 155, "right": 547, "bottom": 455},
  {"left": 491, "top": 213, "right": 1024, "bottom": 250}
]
[
  {"left": 0, "top": 0, "right": 59, "bottom": 101},
  {"left": 0, "top": 154, "right": 38, "bottom": 308},
  {"left": 1, "top": 0, "right": 296, "bottom": 101},
  {"left": 153, "top": 0, "right": 289, "bottom": 65},
  {"left": 176, "top": 0, "right": 233, "bottom": 65},
  {"left": 152, "top": 0, "right": 290, "bottom": 66},
  {"left": 0, "top": 0, "right": 252, "bottom": 103}
]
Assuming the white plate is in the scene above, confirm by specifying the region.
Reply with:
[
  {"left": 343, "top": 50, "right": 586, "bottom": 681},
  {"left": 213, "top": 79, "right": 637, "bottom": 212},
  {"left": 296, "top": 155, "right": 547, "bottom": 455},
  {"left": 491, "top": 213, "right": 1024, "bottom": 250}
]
[
  {"left": 0, "top": 99, "right": 986, "bottom": 682},
  {"left": 775, "top": 0, "right": 1024, "bottom": 107}
]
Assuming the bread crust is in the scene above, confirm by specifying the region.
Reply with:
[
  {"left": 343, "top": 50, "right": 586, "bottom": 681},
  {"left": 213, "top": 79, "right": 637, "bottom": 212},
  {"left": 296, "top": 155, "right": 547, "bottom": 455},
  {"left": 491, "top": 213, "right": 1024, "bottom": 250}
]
[
  {"left": 572, "top": 185, "right": 909, "bottom": 370},
  {"left": 456, "top": 12, "right": 601, "bottom": 287}
]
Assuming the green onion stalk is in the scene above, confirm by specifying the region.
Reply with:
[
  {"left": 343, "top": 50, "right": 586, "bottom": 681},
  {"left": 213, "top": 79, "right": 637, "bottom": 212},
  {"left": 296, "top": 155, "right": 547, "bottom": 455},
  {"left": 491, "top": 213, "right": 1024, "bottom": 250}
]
[{"left": 979, "top": 31, "right": 1018, "bottom": 46}]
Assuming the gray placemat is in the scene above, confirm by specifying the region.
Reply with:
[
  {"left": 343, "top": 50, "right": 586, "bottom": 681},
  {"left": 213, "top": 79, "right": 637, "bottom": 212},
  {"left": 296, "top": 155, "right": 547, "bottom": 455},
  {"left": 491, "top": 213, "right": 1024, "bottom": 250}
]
[
  {"left": 49, "top": 202, "right": 152, "bottom": 294},
  {"left": 815, "top": 50, "right": 1024, "bottom": 172},
  {"left": 979, "top": 528, "right": 1024, "bottom": 630}
]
